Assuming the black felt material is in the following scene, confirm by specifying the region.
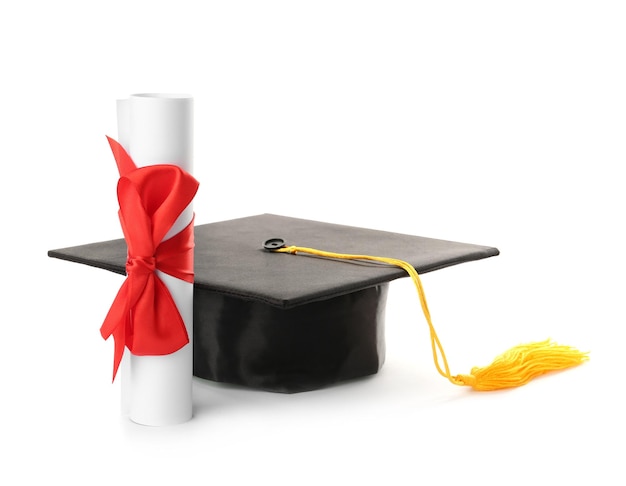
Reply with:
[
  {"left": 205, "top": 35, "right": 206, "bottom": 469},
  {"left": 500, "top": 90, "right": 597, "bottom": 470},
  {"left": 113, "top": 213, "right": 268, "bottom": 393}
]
[
  {"left": 48, "top": 213, "right": 499, "bottom": 308},
  {"left": 193, "top": 284, "right": 388, "bottom": 392}
]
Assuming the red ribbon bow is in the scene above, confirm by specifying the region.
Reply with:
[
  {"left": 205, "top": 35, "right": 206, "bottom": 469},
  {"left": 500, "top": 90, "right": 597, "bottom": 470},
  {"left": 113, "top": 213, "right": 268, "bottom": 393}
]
[{"left": 100, "top": 136, "right": 199, "bottom": 381}]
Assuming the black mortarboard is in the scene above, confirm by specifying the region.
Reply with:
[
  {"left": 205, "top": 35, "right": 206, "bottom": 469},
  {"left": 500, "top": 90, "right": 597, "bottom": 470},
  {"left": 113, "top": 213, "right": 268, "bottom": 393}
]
[{"left": 49, "top": 213, "right": 499, "bottom": 392}]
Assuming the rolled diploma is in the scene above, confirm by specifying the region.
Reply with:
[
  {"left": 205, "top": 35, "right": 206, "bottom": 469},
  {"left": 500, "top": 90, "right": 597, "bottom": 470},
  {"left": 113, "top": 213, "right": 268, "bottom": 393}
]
[{"left": 116, "top": 93, "right": 194, "bottom": 426}]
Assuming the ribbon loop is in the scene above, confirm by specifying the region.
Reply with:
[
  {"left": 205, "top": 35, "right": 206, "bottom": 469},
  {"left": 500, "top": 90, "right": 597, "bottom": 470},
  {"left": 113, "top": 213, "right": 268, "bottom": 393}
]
[{"left": 101, "top": 136, "right": 199, "bottom": 381}]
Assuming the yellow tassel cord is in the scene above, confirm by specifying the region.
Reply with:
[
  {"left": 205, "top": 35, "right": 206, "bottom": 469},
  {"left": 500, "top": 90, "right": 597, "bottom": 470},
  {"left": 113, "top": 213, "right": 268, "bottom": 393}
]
[{"left": 275, "top": 245, "right": 589, "bottom": 391}]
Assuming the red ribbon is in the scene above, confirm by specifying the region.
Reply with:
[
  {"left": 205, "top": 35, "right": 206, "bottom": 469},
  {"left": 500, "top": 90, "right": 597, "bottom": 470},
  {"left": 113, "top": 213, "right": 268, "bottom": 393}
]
[{"left": 100, "top": 136, "right": 199, "bottom": 381}]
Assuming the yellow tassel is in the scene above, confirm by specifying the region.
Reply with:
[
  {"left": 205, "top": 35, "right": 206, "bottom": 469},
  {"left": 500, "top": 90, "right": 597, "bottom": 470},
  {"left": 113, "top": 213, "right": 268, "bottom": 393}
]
[
  {"left": 274, "top": 245, "right": 589, "bottom": 391},
  {"left": 453, "top": 339, "right": 589, "bottom": 391}
]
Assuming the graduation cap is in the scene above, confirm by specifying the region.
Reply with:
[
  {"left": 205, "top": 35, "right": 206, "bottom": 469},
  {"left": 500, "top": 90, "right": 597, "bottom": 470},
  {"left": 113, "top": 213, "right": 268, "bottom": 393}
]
[{"left": 48, "top": 213, "right": 588, "bottom": 393}]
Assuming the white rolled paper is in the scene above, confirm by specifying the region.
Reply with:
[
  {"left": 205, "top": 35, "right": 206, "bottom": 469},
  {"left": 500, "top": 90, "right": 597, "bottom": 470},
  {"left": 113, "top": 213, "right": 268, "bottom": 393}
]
[{"left": 116, "top": 93, "right": 194, "bottom": 426}]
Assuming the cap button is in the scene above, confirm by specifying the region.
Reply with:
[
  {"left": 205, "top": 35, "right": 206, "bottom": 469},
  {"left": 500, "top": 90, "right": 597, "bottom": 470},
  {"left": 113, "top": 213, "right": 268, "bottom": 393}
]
[{"left": 263, "top": 238, "right": 286, "bottom": 250}]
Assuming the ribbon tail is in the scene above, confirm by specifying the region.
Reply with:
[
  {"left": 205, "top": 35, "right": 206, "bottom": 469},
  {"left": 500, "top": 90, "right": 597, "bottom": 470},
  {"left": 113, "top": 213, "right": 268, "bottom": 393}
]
[
  {"left": 106, "top": 136, "right": 137, "bottom": 176},
  {"left": 100, "top": 280, "right": 132, "bottom": 382},
  {"left": 109, "top": 317, "right": 128, "bottom": 382}
]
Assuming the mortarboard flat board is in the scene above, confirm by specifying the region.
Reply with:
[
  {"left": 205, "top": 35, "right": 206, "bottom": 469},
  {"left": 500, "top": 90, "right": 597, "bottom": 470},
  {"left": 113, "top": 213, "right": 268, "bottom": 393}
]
[{"left": 48, "top": 213, "right": 499, "bottom": 393}]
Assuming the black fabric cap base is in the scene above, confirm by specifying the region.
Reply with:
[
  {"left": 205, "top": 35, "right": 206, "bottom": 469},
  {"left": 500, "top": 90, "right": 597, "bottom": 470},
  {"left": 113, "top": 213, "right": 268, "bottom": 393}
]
[{"left": 48, "top": 213, "right": 499, "bottom": 392}]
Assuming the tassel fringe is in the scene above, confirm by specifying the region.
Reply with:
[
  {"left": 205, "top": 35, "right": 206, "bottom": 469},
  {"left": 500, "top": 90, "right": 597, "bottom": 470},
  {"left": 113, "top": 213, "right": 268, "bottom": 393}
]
[{"left": 454, "top": 339, "right": 589, "bottom": 391}]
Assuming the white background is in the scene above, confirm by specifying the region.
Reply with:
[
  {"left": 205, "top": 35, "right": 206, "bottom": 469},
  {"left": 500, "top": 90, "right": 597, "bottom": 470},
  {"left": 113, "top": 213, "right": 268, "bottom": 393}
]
[{"left": 1, "top": 1, "right": 624, "bottom": 484}]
